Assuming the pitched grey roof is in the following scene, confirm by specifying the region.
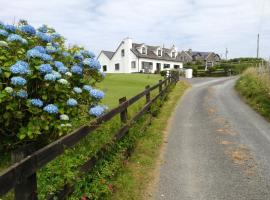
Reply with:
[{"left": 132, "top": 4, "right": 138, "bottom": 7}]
[
  {"left": 102, "top": 51, "right": 114, "bottom": 59},
  {"left": 187, "top": 51, "right": 212, "bottom": 59},
  {"left": 131, "top": 43, "right": 182, "bottom": 62}
]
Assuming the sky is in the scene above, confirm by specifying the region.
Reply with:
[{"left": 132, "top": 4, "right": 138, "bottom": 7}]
[{"left": 0, "top": 0, "right": 269, "bottom": 59}]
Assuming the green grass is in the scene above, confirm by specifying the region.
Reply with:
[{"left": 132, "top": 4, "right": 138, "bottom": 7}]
[
  {"left": 109, "top": 81, "right": 189, "bottom": 200},
  {"left": 97, "top": 74, "right": 162, "bottom": 107},
  {"left": 235, "top": 67, "right": 270, "bottom": 121}
]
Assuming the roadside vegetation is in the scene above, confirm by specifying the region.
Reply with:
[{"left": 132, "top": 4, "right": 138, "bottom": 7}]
[
  {"left": 235, "top": 66, "right": 270, "bottom": 121},
  {"left": 185, "top": 57, "right": 264, "bottom": 77}
]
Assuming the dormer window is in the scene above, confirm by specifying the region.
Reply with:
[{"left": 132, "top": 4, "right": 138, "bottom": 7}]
[
  {"left": 172, "top": 52, "right": 176, "bottom": 58},
  {"left": 121, "top": 49, "right": 125, "bottom": 57},
  {"left": 158, "top": 50, "right": 162, "bottom": 56},
  {"left": 142, "top": 47, "right": 146, "bottom": 54}
]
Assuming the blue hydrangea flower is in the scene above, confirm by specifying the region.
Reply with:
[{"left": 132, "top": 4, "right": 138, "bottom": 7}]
[
  {"left": 10, "top": 61, "right": 30, "bottom": 75},
  {"left": 89, "top": 105, "right": 106, "bottom": 117},
  {"left": 52, "top": 71, "right": 62, "bottom": 79},
  {"left": 39, "top": 64, "right": 52, "bottom": 74},
  {"left": 7, "top": 34, "right": 27, "bottom": 44},
  {"left": 44, "top": 73, "right": 57, "bottom": 81},
  {"left": 0, "top": 29, "right": 8, "bottom": 37},
  {"left": 38, "top": 25, "right": 47, "bottom": 33},
  {"left": 5, "top": 24, "right": 16, "bottom": 32},
  {"left": 36, "top": 32, "right": 52, "bottom": 43},
  {"left": 71, "top": 65, "right": 83, "bottom": 75},
  {"left": 83, "top": 85, "right": 92, "bottom": 92},
  {"left": 16, "top": 89, "right": 28, "bottom": 98},
  {"left": 73, "top": 52, "right": 84, "bottom": 61},
  {"left": 83, "top": 58, "right": 101, "bottom": 70},
  {"left": 80, "top": 50, "right": 95, "bottom": 58},
  {"left": 26, "top": 49, "right": 53, "bottom": 61},
  {"left": 54, "top": 61, "right": 64, "bottom": 69},
  {"left": 43, "top": 104, "right": 58, "bottom": 114},
  {"left": 90, "top": 89, "right": 104, "bottom": 99},
  {"left": 73, "top": 87, "right": 82, "bottom": 94},
  {"left": 62, "top": 52, "right": 70, "bottom": 57},
  {"left": 20, "top": 25, "right": 36, "bottom": 35},
  {"left": 58, "top": 66, "right": 68, "bottom": 74},
  {"left": 46, "top": 44, "right": 57, "bottom": 53},
  {"left": 67, "top": 98, "right": 78, "bottom": 107},
  {"left": 33, "top": 46, "right": 46, "bottom": 53},
  {"left": 30, "top": 99, "right": 43, "bottom": 107},
  {"left": 51, "top": 33, "right": 61, "bottom": 39},
  {"left": 11, "top": 76, "right": 27, "bottom": 86}
]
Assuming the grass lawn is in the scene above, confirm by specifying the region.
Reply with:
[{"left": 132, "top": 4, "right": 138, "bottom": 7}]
[{"left": 97, "top": 73, "right": 162, "bottom": 108}]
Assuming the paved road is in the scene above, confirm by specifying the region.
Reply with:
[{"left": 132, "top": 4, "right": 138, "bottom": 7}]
[{"left": 154, "top": 77, "right": 270, "bottom": 200}]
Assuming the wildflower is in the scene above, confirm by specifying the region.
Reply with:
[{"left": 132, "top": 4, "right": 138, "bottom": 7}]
[
  {"left": 90, "top": 89, "right": 104, "bottom": 99},
  {"left": 4, "top": 87, "right": 13, "bottom": 94},
  {"left": 39, "top": 64, "right": 52, "bottom": 74},
  {"left": 65, "top": 72, "right": 72, "bottom": 77},
  {"left": 73, "top": 87, "right": 82, "bottom": 94},
  {"left": 44, "top": 73, "right": 57, "bottom": 81},
  {"left": 0, "top": 41, "right": 8, "bottom": 47},
  {"left": 5, "top": 24, "right": 16, "bottom": 32},
  {"left": 83, "top": 85, "right": 92, "bottom": 92},
  {"left": 11, "top": 76, "right": 27, "bottom": 86},
  {"left": 38, "top": 25, "right": 47, "bottom": 33},
  {"left": 89, "top": 105, "right": 106, "bottom": 117},
  {"left": 43, "top": 104, "right": 58, "bottom": 114},
  {"left": 7, "top": 34, "right": 28, "bottom": 44},
  {"left": 73, "top": 52, "right": 84, "bottom": 61},
  {"left": 57, "top": 78, "right": 69, "bottom": 85},
  {"left": 67, "top": 98, "right": 78, "bottom": 107},
  {"left": 16, "top": 90, "right": 28, "bottom": 98},
  {"left": 83, "top": 58, "right": 101, "bottom": 70},
  {"left": 0, "top": 29, "right": 8, "bottom": 37},
  {"left": 20, "top": 25, "right": 36, "bottom": 36},
  {"left": 30, "top": 99, "right": 43, "bottom": 107},
  {"left": 60, "top": 114, "right": 69, "bottom": 121},
  {"left": 71, "top": 65, "right": 83, "bottom": 75},
  {"left": 33, "top": 46, "right": 46, "bottom": 54},
  {"left": 10, "top": 61, "right": 30, "bottom": 75},
  {"left": 36, "top": 32, "right": 52, "bottom": 43}
]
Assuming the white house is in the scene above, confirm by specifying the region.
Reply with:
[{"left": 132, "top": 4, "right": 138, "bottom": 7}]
[{"left": 97, "top": 38, "right": 183, "bottom": 73}]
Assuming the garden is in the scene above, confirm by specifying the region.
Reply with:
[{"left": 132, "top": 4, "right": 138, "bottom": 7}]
[{"left": 0, "top": 20, "right": 181, "bottom": 200}]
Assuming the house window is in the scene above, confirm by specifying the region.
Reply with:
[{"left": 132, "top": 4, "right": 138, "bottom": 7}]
[
  {"left": 115, "top": 63, "right": 120, "bottom": 71},
  {"left": 142, "top": 47, "right": 146, "bottom": 54},
  {"left": 121, "top": 49, "right": 125, "bottom": 57},
  {"left": 158, "top": 50, "right": 161, "bottom": 56},
  {"left": 103, "top": 65, "right": 107, "bottom": 72},
  {"left": 172, "top": 52, "right": 176, "bottom": 58},
  {"left": 131, "top": 61, "right": 136, "bottom": 68},
  {"left": 164, "top": 64, "right": 170, "bottom": 69}
]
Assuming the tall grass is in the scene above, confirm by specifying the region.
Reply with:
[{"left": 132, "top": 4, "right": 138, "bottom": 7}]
[{"left": 235, "top": 66, "right": 270, "bottom": 121}]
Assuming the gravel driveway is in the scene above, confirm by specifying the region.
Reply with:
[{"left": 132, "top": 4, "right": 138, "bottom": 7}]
[{"left": 154, "top": 77, "right": 270, "bottom": 200}]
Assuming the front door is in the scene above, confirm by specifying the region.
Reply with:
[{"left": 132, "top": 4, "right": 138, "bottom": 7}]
[{"left": 156, "top": 63, "right": 161, "bottom": 72}]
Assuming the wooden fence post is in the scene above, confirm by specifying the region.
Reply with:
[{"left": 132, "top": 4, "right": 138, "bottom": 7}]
[
  {"left": 145, "top": 85, "right": 150, "bottom": 104},
  {"left": 159, "top": 80, "right": 162, "bottom": 93},
  {"left": 119, "top": 97, "right": 127, "bottom": 123},
  {"left": 15, "top": 174, "right": 38, "bottom": 200}
]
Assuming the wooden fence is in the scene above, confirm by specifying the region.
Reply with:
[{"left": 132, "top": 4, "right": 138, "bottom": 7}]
[{"left": 0, "top": 74, "right": 178, "bottom": 200}]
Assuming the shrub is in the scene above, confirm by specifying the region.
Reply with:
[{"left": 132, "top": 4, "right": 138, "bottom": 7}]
[
  {"left": 0, "top": 20, "right": 106, "bottom": 151},
  {"left": 160, "top": 70, "right": 167, "bottom": 77}
]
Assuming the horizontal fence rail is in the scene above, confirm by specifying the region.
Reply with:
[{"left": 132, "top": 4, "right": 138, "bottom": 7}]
[{"left": 0, "top": 73, "right": 177, "bottom": 200}]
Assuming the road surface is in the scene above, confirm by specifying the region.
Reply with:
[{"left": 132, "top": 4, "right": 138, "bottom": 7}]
[{"left": 154, "top": 77, "right": 270, "bottom": 200}]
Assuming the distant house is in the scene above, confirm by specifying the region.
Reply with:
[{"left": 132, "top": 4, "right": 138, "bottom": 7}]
[
  {"left": 98, "top": 38, "right": 183, "bottom": 73},
  {"left": 178, "top": 49, "right": 221, "bottom": 69}
]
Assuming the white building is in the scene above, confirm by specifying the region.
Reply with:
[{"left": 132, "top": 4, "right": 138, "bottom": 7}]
[{"left": 97, "top": 38, "right": 183, "bottom": 73}]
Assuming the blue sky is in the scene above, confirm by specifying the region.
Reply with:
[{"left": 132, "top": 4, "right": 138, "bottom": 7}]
[{"left": 0, "top": 0, "right": 269, "bottom": 59}]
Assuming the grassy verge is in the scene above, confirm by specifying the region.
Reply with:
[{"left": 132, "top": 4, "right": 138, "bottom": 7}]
[
  {"left": 235, "top": 67, "right": 270, "bottom": 121},
  {"left": 109, "top": 81, "right": 189, "bottom": 200}
]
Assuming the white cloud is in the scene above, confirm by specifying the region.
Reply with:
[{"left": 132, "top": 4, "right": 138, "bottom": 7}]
[{"left": 0, "top": 0, "right": 269, "bottom": 58}]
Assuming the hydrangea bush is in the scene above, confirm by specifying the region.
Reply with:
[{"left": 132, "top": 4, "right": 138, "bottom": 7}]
[{"left": 0, "top": 20, "right": 107, "bottom": 150}]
